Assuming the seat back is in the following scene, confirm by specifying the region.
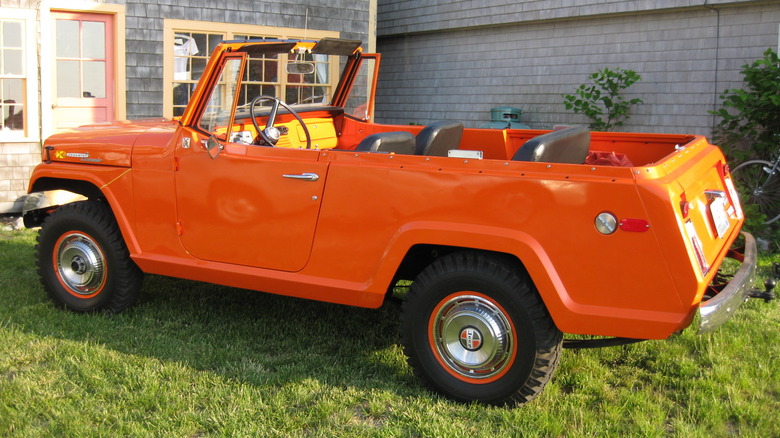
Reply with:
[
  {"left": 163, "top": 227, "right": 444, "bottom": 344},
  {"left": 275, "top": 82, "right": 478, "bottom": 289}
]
[
  {"left": 415, "top": 121, "right": 464, "bottom": 156},
  {"left": 512, "top": 126, "right": 590, "bottom": 164},
  {"left": 355, "top": 131, "right": 416, "bottom": 154}
]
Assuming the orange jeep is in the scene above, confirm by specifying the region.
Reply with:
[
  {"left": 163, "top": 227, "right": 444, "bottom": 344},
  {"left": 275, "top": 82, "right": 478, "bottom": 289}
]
[{"left": 25, "top": 38, "right": 758, "bottom": 406}]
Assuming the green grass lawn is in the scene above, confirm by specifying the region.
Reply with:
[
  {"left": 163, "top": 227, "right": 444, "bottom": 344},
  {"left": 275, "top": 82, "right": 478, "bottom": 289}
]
[{"left": 1, "top": 228, "right": 779, "bottom": 437}]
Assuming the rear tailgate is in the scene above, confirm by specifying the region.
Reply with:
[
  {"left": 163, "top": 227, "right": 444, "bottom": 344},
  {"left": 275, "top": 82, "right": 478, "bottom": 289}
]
[{"left": 634, "top": 136, "right": 748, "bottom": 327}]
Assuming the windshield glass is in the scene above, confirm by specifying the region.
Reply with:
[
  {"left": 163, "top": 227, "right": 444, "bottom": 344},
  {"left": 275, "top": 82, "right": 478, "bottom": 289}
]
[
  {"left": 343, "top": 56, "right": 377, "bottom": 121},
  {"left": 198, "top": 57, "right": 242, "bottom": 134},
  {"left": 235, "top": 53, "right": 338, "bottom": 109}
]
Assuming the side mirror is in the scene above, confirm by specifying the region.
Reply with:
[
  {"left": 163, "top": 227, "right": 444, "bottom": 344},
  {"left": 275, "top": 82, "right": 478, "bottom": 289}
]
[
  {"left": 205, "top": 135, "right": 224, "bottom": 159},
  {"left": 286, "top": 62, "right": 315, "bottom": 75}
]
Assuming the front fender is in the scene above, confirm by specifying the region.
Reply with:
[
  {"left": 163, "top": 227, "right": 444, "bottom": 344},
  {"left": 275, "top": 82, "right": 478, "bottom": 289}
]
[{"left": 26, "top": 163, "right": 139, "bottom": 256}]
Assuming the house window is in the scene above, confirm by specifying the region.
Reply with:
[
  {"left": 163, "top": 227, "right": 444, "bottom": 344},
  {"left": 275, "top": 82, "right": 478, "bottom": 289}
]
[
  {"left": 172, "top": 31, "right": 224, "bottom": 117},
  {"left": 0, "top": 18, "right": 26, "bottom": 135},
  {"left": 164, "top": 20, "right": 339, "bottom": 118}
]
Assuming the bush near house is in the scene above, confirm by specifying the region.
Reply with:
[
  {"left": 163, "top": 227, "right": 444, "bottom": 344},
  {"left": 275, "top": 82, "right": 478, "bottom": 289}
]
[
  {"left": 562, "top": 67, "right": 643, "bottom": 131},
  {"left": 711, "top": 48, "right": 780, "bottom": 163}
]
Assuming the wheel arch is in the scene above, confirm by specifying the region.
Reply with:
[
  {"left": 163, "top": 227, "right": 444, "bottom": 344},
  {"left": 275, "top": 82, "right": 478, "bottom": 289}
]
[
  {"left": 24, "top": 174, "right": 140, "bottom": 257},
  {"left": 30, "top": 176, "right": 104, "bottom": 199},
  {"left": 25, "top": 177, "right": 105, "bottom": 224},
  {"left": 393, "top": 244, "right": 527, "bottom": 284},
  {"left": 381, "top": 224, "right": 572, "bottom": 330}
]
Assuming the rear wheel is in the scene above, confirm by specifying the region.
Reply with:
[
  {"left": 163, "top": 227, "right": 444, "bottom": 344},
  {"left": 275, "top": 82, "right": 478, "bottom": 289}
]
[
  {"left": 401, "top": 252, "right": 562, "bottom": 406},
  {"left": 35, "top": 200, "right": 143, "bottom": 313}
]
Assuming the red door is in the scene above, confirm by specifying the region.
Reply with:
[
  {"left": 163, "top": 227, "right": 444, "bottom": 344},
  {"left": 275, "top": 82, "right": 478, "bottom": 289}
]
[{"left": 52, "top": 12, "right": 114, "bottom": 130}]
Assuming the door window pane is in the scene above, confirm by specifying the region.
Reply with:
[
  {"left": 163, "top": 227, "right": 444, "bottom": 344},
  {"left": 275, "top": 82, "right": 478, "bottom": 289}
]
[
  {"left": 82, "top": 21, "right": 106, "bottom": 59},
  {"left": 57, "top": 60, "right": 80, "bottom": 98},
  {"left": 55, "top": 17, "right": 110, "bottom": 100},
  {"left": 83, "top": 61, "right": 106, "bottom": 98},
  {"left": 56, "top": 20, "right": 80, "bottom": 58}
]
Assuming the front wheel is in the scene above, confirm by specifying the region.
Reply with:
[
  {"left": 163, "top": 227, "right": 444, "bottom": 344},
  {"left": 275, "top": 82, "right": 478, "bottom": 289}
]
[
  {"left": 35, "top": 200, "right": 143, "bottom": 313},
  {"left": 732, "top": 159, "right": 780, "bottom": 225},
  {"left": 401, "top": 252, "right": 562, "bottom": 406}
]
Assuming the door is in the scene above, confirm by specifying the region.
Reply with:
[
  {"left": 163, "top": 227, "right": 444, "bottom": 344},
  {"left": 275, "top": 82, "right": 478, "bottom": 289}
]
[
  {"left": 52, "top": 12, "right": 114, "bottom": 130},
  {"left": 175, "top": 139, "right": 328, "bottom": 272},
  {"left": 174, "top": 55, "right": 328, "bottom": 272}
]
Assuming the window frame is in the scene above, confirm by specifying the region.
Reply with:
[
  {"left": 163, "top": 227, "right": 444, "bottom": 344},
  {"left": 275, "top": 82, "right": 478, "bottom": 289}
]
[
  {"left": 195, "top": 54, "right": 245, "bottom": 137},
  {"left": 0, "top": 8, "right": 38, "bottom": 142},
  {"left": 163, "top": 20, "right": 340, "bottom": 119}
]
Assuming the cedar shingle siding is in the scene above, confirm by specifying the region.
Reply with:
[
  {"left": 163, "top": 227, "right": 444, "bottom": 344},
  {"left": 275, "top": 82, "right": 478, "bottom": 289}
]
[
  {"left": 124, "top": 0, "right": 370, "bottom": 119},
  {"left": 375, "top": 0, "right": 780, "bottom": 135}
]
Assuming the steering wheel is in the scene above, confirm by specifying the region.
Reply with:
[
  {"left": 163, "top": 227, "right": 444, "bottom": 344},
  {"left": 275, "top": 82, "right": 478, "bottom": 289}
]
[{"left": 249, "top": 95, "right": 311, "bottom": 149}]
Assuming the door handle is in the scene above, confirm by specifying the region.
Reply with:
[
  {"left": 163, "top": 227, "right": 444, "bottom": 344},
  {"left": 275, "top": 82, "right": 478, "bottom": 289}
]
[{"left": 282, "top": 172, "right": 319, "bottom": 181}]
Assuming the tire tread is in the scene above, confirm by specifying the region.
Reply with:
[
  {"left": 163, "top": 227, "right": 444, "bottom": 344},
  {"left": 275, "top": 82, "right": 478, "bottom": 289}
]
[
  {"left": 401, "top": 251, "right": 562, "bottom": 406},
  {"left": 35, "top": 200, "right": 143, "bottom": 313}
]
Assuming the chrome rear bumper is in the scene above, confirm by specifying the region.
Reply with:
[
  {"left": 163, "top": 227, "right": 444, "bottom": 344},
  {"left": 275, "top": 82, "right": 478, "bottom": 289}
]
[{"left": 698, "top": 232, "right": 757, "bottom": 333}]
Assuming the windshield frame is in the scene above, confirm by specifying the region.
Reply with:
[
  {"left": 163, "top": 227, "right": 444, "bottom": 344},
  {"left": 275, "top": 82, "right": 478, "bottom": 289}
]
[{"left": 180, "top": 38, "right": 374, "bottom": 129}]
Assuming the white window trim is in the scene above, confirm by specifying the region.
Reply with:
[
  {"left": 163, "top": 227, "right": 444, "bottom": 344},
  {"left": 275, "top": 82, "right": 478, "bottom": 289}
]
[
  {"left": 0, "top": 7, "right": 39, "bottom": 143},
  {"left": 163, "top": 20, "right": 340, "bottom": 119}
]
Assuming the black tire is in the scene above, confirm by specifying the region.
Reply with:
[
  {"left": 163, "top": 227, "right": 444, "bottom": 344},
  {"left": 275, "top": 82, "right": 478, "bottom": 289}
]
[
  {"left": 35, "top": 200, "right": 143, "bottom": 313},
  {"left": 732, "top": 159, "right": 780, "bottom": 224},
  {"left": 401, "top": 252, "right": 562, "bottom": 406}
]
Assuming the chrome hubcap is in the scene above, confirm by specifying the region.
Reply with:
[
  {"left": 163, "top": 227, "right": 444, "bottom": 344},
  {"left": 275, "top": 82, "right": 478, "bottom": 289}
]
[
  {"left": 432, "top": 294, "right": 514, "bottom": 379},
  {"left": 55, "top": 233, "right": 106, "bottom": 296}
]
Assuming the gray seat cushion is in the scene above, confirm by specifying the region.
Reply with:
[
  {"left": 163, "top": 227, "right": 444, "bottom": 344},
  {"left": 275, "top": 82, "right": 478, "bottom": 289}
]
[
  {"left": 512, "top": 126, "right": 590, "bottom": 164},
  {"left": 415, "top": 121, "right": 465, "bottom": 156},
  {"left": 356, "top": 131, "right": 416, "bottom": 154}
]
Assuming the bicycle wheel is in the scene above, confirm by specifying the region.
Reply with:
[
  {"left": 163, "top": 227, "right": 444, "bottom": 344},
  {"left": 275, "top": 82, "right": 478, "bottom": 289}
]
[{"left": 732, "top": 159, "right": 780, "bottom": 224}]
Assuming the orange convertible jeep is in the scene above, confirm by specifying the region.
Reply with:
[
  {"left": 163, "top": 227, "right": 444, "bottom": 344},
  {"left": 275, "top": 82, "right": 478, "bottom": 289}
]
[{"left": 25, "top": 38, "right": 760, "bottom": 405}]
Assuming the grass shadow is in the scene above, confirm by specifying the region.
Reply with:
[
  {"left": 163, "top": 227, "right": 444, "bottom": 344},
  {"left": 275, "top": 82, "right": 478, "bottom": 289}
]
[{"left": 0, "top": 231, "right": 423, "bottom": 399}]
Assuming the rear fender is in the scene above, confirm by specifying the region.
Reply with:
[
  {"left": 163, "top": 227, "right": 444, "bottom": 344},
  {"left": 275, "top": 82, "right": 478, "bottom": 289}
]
[
  {"left": 381, "top": 221, "right": 688, "bottom": 339},
  {"left": 380, "top": 221, "right": 568, "bottom": 316}
]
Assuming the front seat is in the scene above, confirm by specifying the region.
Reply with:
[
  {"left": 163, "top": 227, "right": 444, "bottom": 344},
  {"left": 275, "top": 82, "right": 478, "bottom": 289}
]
[
  {"left": 414, "top": 121, "right": 464, "bottom": 156},
  {"left": 512, "top": 126, "right": 590, "bottom": 164},
  {"left": 355, "top": 131, "right": 416, "bottom": 154}
]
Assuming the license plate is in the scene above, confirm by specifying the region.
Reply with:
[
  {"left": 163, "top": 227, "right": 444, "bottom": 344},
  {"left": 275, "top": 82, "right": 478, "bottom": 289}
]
[{"left": 710, "top": 197, "right": 730, "bottom": 238}]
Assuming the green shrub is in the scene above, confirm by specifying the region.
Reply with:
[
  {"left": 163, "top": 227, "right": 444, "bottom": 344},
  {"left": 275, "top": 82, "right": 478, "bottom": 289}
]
[
  {"left": 711, "top": 48, "right": 780, "bottom": 162},
  {"left": 562, "top": 67, "right": 643, "bottom": 131}
]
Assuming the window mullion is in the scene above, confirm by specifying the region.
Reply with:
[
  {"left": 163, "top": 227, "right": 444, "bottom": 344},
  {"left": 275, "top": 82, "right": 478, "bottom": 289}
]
[{"left": 278, "top": 52, "right": 288, "bottom": 99}]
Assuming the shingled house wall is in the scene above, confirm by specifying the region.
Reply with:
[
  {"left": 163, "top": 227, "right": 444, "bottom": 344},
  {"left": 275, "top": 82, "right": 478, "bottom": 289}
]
[{"left": 375, "top": 0, "right": 780, "bottom": 136}]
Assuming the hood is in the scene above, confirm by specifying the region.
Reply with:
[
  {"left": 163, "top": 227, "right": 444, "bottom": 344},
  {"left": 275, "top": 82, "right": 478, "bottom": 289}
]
[{"left": 44, "top": 118, "right": 176, "bottom": 167}]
